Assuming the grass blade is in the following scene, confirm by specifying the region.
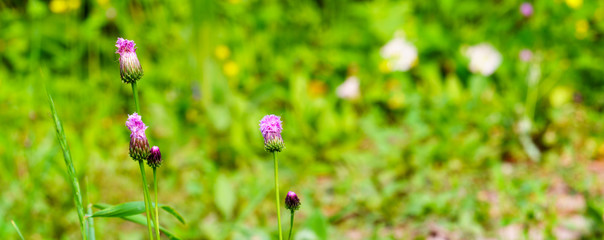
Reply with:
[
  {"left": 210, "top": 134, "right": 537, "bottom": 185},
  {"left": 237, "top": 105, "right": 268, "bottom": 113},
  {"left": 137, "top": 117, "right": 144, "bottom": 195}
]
[
  {"left": 47, "top": 90, "right": 87, "bottom": 240},
  {"left": 91, "top": 201, "right": 186, "bottom": 224},
  {"left": 91, "top": 201, "right": 146, "bottom": 218},
  {"left": 94, "top": 203, "right": 182, "bottom": 240},
  {"left": 11, "top": 220, "right": 25, "bottom": 240},
  {"left": 159, "top": 205, "right": 186, "bottom": 224}
]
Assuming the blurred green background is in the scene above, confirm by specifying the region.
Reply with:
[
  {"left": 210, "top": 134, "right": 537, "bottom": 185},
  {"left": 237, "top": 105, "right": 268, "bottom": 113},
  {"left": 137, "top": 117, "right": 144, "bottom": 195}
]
[{"left": 2, "top": 0, "right": 604, "bottom": 239}]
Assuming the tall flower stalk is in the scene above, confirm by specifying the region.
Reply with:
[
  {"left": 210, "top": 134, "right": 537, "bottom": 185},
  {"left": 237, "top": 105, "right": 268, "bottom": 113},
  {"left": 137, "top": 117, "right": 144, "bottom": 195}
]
[
  {"left": 260, "top": 114, "right": 285, "bottom": 240},
  {"left": 285, "top": 191, "right": 301, "bottom": 240},
  {"left": 148, "top": 146, "right": 163, "bottom": 240},
  {"left": 126, "top": 113, "right": 154, "bottom": 239},
  {"left": 117, "top": 37, "right": 155, "bottom": 239},
  {"left": 273, "top": 152, "right": 282, "bottom": 240}
]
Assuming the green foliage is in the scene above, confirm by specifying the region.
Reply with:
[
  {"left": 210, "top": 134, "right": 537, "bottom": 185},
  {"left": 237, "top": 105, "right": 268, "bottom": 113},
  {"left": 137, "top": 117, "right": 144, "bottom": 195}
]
[
  {"left": 91, "top": 201, "right": 147, "bottom": 218},
  {"left": 94, "top": 203, "right": 182, "bottom": 240},
  {"left": 91, "top": 201, "right": 185, "bottom": 225},
  {"left": 11, "top": 220, "right": 24, "bottom": 240},
  {"left": 47, "top": 91, "right": 87, "bottom": 240}
]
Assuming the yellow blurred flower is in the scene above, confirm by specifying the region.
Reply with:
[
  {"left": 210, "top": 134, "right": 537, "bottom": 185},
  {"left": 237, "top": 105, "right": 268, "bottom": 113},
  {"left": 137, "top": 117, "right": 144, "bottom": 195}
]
[
  {"left": 308, "top": 80, "right": 327, "bottom": 98},
  {"left": 215, "top": 45, "right": 230, "bottom": 61},
  {"left": 50, "top": 0, "right": 81, "bottom": 13},
  {"left": 379, "top": 60, "right": 390, "bottom": 73},
  {"left": 97, "top": 0, "right": 109, "bottom": 6},
  {"left": 575, "top": 20, "right": 589, "bottom": 39},
  {"left": 68, "top": 0, "right": 81, "bottom": 9},
  {"left": 50, "top": 0, "right": 68, "bottom": 13},
  {"left": 565, "top": 0, "right": 583, "bottom": 9},
  {"left": 223, "top": 61, "right": 239, "bottom": 77},
  {"left": 549, "top": 86, "right": 573, "bottom": 107}
]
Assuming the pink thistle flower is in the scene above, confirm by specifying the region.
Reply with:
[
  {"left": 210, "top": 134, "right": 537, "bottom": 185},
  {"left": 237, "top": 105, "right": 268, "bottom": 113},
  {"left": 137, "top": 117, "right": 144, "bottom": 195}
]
[
  {"left": 126, "top": 113, "right": 148, "bottom": 139},
  {"left": 126, "top": 113, "right": 150, "bottom": 161},
  {"left": 259, "top": 114, "right": 284, "bottom": 152},
  {"left": 115, "top": 37, "right": 143, "bottom": 84},
  {"left": 285, "top": 191, "right": 301, "bottom": 211},
  {"left": 520, "top": 2, "right": 533, "bottom": 17},
  {"left": 147, "top": 146, "right": 162, "bottom": 168}
]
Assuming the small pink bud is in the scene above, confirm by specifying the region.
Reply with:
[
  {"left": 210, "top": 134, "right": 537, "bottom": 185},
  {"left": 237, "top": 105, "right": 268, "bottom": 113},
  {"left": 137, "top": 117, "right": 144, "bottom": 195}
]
[{"left": 285, "top": 191, "right": 301, "bottom": 211}]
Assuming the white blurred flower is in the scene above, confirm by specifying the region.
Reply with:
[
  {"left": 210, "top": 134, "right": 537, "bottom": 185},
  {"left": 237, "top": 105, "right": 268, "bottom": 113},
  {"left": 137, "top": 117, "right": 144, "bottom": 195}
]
[
  {"left": 380, "top": 37, "right": 418, "bottom": 72},
  {"left": 465, "top": 43, "right": 502, "bottom": 76},
  {"left": 336, "top": 76, "right": 360, "bottom": 100}
]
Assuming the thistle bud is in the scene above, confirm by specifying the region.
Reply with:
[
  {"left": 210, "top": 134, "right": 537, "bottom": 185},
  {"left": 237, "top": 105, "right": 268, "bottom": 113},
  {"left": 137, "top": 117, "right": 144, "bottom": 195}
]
[
  {"left": 126, "top": 113, "right": 150, "bottom": 161},
  {"left": 115, "top": 37, "right": 143, "bottom": 84},
  {"left": 285, "top": 191, "right": 301, "bottom": 211},
  {"left": 259, "top": 114, "right": 284, "bottom": 152},
  {"left": 147, "top": 146, "right": 162, "bottom": 168}
]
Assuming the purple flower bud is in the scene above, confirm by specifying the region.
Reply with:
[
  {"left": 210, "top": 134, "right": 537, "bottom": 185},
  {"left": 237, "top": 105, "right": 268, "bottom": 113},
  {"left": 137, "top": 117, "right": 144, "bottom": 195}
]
[
  {"left": 116, "top": 37, "right": 143, "bottom": 84},
  {"left": 519, "top": 49, "right": 533, "bottom": 62},
  {"left": 259, "top": 114, "right": 284, "bottom": 152},
  {"left": 126, "top": 113, "right": 150, "bottom": 161},
  {"left": 147, "top": 146, "right": 162, "bottom": 168},
  {"left": 285, "top": 191, "right": 301, "bottom": 211},
  {"left": 520, "top": 2, "right": 533, "bottom": 17}
]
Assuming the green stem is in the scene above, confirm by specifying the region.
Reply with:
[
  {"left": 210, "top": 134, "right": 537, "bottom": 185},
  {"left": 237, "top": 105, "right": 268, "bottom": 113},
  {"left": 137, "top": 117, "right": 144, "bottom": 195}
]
[
  {"left": 87, "top": 204, "right": 96, "bottom": 240},
  {"left": 273, "top": 152, "right": 283, "bottom": 240},
  {"left": 153, "top": 168, "right": 161, "bottom": 239},
  {"left": 139, "top": 161, "right": 155, "bottom": 240},
  {"left": 288, "top": 210, "right": 295, "bottom": 240},
  {"left": 131, "top": 82, "right": 141, "bottom": 113}
]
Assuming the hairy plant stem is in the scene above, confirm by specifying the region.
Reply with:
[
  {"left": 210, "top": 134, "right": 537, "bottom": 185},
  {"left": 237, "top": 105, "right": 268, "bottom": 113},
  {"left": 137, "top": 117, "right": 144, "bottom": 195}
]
[
  {"left": 288, "top": 210, "right": 295, "bottom": 240},
  {"left": 131, "top": 82, "right": 154, "bottom": 239},
  {"left": 273, "top": 152, "right": 283, "bottom": 240},
  {"left": 153, "top": 168, "right": 161, "bottom": 240},
  {"left": 139, "top": 161, "right": 155, "bottom": 240}
]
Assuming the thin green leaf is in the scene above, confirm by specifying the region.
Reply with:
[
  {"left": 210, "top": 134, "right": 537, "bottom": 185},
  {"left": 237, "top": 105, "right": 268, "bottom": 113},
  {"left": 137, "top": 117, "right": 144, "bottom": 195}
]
[
  {"left": 11, "top": 220, "right": 25, "bottom": 240},
  {"left": 92, "top": 201, "right": 186, "bottom": 224},
  {"left": 94, "top": 203, "right": 182, "bottom": 240},
  {"left": 214, "top": 174, "right": 236, "bottom": 219},
  {"left": 159, "top": 205, "right": 186, "bottom": 224},
  {"left": 47, "top": 90, "right": 87, "bottom": 240},
  {"left": 91, "top": 201, "right": 146, "bottom": 218}
]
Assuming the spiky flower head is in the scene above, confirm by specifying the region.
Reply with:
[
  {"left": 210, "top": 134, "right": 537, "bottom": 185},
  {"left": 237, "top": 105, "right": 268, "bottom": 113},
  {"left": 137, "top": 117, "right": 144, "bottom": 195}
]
[
  {"left": 285, "top": 191, "right": 301, "bottom": 211},
  {"left": 259, "top": 114, "right": 284, "bottom": 152},
  {"left": 115, "top": 37, "right": 143, "bottom": 84},
  {"left": 147, "top": 146, "right": 162, "bottom": 168},
  {"left": 126, "top": 113, "right": 150, "bottom": 161}
]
